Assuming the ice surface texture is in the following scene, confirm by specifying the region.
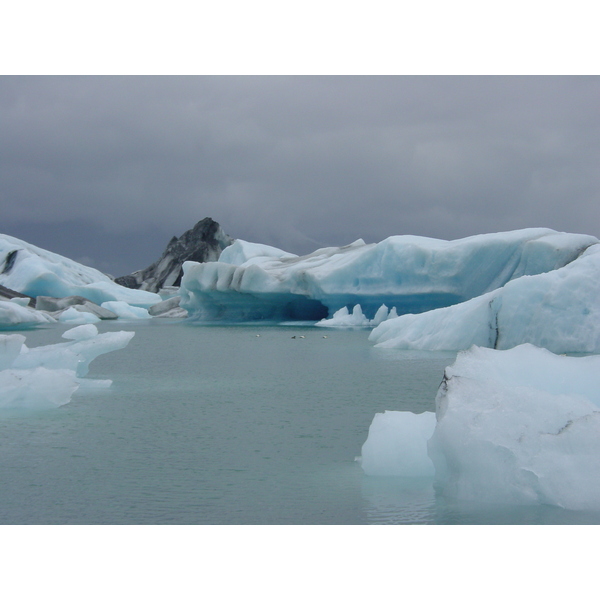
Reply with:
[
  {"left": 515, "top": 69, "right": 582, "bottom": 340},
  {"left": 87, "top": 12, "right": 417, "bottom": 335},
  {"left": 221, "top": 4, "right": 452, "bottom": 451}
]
[
  {"left": 0, "top": 299, "right": 57, "bottom": 328},
  {"left": 370, "top": 243, "right": 600, "bottom": 354},
  {"left": 360, "top": 410, "right": 436, "bottom": 477},
  {"left": 180, "top": 229, "right": 597, "bottom": 323},
  {"left": 361, "top": 344, "right": 600, "bottom": 510},
  {"left": 0, "top": 324, "right": 135, "bottom": 410},
  {"left": 315, "top": 303, "right": 399, "bottom": 328},
  {"left": 0, "top": 234, "right": 161, "bottom": 308},
  {"left": 100, "top": 301, "right": 151, "bottom": 320}
]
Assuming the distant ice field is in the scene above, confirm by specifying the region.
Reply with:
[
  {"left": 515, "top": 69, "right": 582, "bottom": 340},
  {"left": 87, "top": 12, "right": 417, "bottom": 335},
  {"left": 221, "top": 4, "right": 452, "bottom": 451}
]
[{"left": 2, "top": 321, "right": 600, "bottom": 524}]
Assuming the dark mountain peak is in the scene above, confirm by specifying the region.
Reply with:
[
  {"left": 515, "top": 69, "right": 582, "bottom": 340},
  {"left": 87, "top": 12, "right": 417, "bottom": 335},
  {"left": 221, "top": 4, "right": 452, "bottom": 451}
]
[{"left": 115, "top": 217, "right": 234, "bottom": 293}]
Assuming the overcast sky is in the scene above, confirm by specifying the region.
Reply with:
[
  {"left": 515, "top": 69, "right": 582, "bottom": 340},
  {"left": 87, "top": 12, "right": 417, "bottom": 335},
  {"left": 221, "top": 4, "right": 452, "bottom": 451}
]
[{"left": 1, "top": 75, "right": 599, "bottom": 276}]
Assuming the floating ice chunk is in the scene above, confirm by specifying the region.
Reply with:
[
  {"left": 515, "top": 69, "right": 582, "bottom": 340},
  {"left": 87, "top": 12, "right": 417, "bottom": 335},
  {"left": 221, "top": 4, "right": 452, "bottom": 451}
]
[
  {"left": 61, "top": 324, "right": 99, "bottom": 341},
  {"left": 0, "top": 333, "right": 26, "bottom": 369},
  {"left": 0, "top": 299, "right": 56, "bottom": 328},
  {"left": 362, "top": 344, "right": 600, "bottom": 510},
  {"left": 83, "top": 282, "right": 160, "bottom": 308},
  {"left": 58, "top": 306, "right": 101, "bottom": 324},
  {"left": 0, "top": 367, "right": 79, "bottom": 409},
  {"left": 428, "top": 344, "right": 600, "bottom": 509},
  {"left": 12, "top": 328, "right": 135, "bottom": 377},
  {"left": 370, "top": 244, "right": 600, "bottom": 354},
  {"left": 316, "top": 303, "right": 398, "bottom": 328},
  {"left": 370, "top": 304, "right": 390, "bottom": 327},
  {"left": 1, "top": 325, "right": 135, "bottom": 411},
  {"left": 370, "top": 292, "right": 499, "bottom": 350},
  {"left": 100, "top": 301, "right": 151, "bottom": 319},
  {"left": 315, "top": 304, "right": 370, "bottom": 327},
  {"left": 360, "top": 411, "right": 436, "bottom": 477},
  {"left": 0, "top": 234, "right": 161, "bottom": 308}
]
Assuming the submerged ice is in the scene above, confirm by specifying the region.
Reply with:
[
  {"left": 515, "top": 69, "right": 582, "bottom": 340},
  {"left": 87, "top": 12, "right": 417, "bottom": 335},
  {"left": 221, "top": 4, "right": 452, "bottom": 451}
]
[
  {"left": 361, "top": 344, "right": 600, "bottom": 511},
  {"left": 0, "top": 324, "right": 135, "bottom": 410}
]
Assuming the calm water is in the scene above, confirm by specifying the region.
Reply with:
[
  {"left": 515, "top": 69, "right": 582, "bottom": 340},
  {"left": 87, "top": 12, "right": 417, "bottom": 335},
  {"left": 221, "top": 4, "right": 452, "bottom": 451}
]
[{"left": 2, "top": 320, "right": 600, "bottom": 524}]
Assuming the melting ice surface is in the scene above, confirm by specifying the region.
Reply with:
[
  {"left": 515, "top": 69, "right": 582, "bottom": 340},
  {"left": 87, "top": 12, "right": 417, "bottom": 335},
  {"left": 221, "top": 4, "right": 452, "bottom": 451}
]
[
  {"left": 0, "top": 324, "right": 134, "bottom": 410},
  {"left": 361, "top": 344, "right": 600, "bottom": 512}
]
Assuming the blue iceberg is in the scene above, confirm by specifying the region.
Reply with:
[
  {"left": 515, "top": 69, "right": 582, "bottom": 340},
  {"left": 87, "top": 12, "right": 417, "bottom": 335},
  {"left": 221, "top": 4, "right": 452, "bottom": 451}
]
[
  {"left": 180, "top": 228, "right": 596, "bottom": 324},
  {"left": 370, "top": 243, "right": 600, "bottom": 354}
]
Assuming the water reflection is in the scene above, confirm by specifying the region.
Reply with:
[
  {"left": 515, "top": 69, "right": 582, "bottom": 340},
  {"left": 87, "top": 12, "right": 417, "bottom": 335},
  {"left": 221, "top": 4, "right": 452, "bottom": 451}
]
[
  {"left": 361, "top": 475, "right": 600, "bottom": 525},
  {"left": 361, "top": 476, "right": 437, "bottom": 524}
]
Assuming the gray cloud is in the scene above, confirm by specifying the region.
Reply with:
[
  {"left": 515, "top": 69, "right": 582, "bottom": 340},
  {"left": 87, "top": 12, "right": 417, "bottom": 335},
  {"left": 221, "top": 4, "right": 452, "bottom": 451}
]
[{"left": 1, "top": 76, "right": 599, "bottom": 275}]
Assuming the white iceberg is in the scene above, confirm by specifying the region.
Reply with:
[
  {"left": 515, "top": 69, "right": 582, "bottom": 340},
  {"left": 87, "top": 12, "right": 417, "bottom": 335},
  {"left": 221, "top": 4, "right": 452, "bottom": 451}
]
[
  {"left": 360, "top": 410, "right": 436, "bottom": 477},
  {"left": 0, "top": 324, "right": 135, "bottom": 410},
  {"left": 100, "top": 301, "right": 151, "bottom": 320},
  {"left": 370, "top": 243, "right": 600, "bottom": 354},
  {"left": 0, "top": 366, "right": 80, "bottom": 410},
  {"left": 360, "top": 344, "right": 600, "bottom": 510},
  {"left": 180, "top": 229, "right": 597, "bottom": 322},
  {"left": 316, "top": 303, "right": 398, "bottom": 328},
  {"left": 0, "top": 234, "right": 161, "bottom": 308},
  {"left": 0, "top": 298, "right": 57, "bottom": 328},
  {"left": 57, "top": 306, "right": 101, "bottom": 324},
  {"left": 12, "top": 325, "right": 134, "bottom": 377},
  {"left": 430, "top": 344, "right": 600, "bottom": 510}
]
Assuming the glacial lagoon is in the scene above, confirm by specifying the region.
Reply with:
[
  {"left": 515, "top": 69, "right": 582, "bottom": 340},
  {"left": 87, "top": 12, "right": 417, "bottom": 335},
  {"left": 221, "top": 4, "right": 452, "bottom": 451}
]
[{"left": 2, "top": 320, "right": 600, "bottom": 525}]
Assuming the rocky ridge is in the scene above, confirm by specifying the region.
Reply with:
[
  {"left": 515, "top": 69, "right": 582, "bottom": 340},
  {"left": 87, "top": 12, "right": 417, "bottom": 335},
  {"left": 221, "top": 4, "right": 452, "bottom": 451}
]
[{"left": 115, "top": 217, "right": 234, "bottom": 293}]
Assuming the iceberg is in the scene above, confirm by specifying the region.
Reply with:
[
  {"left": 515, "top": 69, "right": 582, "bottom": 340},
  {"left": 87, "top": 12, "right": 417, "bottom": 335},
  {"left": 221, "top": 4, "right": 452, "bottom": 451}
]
[
  {"left": 12, "top": 324, "right": 134, "bottom": 377},
  {"left": 430, "top": 344, "right": 600, "bottom": 510},
  {"left": 57, "top": 306, "right": 101, "bottom": 324},
  {"left": 370, "top": 243, "right": 600, "bottom": 354},
  {"left": 0, "top": 234, "right": 161, "bottom": 308},
  {"left": 315, "top": 303, "right": 398, "bottom": 328},
  {"left": 0, "top": 324, "right": 135, "bottom": 410},
  {"left": 0, "top": 366, "right": 79, "bottom": 410},
  {"left": 360, "top": 344, "right": 600, "bottom": 510},
  {"left": 0, "top": 298, "right": 57, "bottom": 329},
  {"left": 100, "top": 301, "right": 152, "bottom": 320},
  {"left": 180, "top": 229, "right": 597, "bottom": 323},
  {"left": 360, "top": 410, "right": 436, "bottom": 477}
]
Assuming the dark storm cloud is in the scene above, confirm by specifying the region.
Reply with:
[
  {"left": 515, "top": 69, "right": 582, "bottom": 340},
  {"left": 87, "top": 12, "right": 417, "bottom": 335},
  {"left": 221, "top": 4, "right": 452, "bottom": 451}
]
[{"left": 1, "top": 76, "right": 599, "bottom": 275}]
